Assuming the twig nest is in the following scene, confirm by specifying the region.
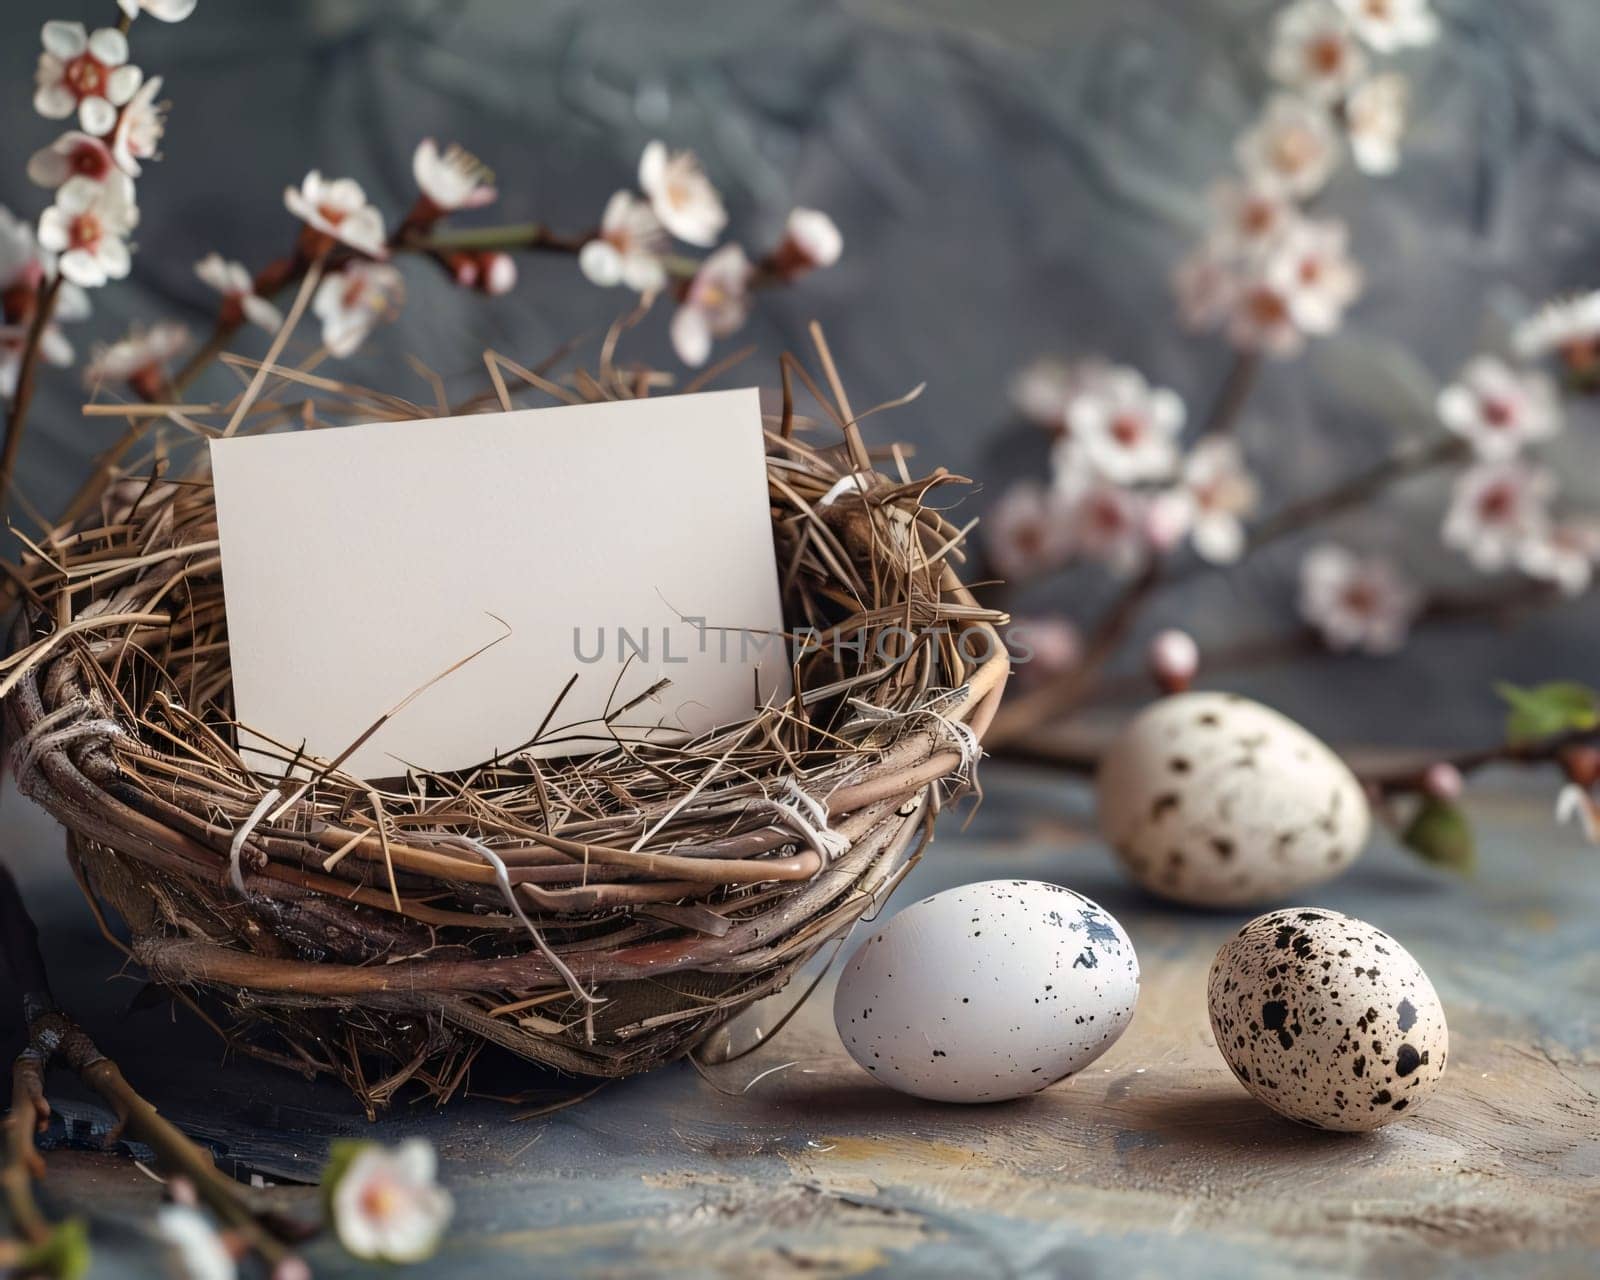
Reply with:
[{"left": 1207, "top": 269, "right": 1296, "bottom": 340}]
[
  {"left": 833, "top": 880, "right": 1139, "bottom": 1102},
  {"left": 1208, "top": 908, "right": 1448, "bottom": 1131},
  {"left": 1095, "top": 692, "right": 1369, "bottom": 907}
]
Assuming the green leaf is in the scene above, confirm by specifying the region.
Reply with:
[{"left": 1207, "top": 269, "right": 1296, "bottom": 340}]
[
  {"left": 19, "top": 1218, "right": 92, "bottom": 1280},
  {"left": 1494, "top": 681, "right": 1600, "bottom": 745},
  {"left": 1401, "top": 797, "right": 1475, "bottom": 874}
]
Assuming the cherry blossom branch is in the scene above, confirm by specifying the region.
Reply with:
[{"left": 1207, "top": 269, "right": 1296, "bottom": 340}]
[
  {"left": 1195, "top": 351, "right": 1260, "bottom": 439},
  {"left": 0, "top": 865, "right": 301, "bottom": 1270},
  {"left": 989, "top": 424, "right": 1480, "bottom": 744},
  {"left": 0, "top": 277, "right": 63, "bottom": 514},
  {"left": 1360, "top": 727, "right": 1600, "bottom": 799}
]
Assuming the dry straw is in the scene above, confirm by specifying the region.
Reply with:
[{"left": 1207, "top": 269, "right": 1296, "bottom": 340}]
[{"left": 2, "top": 325, "right": 1008, "bottom": 1111}]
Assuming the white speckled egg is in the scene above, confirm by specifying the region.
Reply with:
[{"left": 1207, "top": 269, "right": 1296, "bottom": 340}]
[
  {"left": 833, "top": 880, "right": 1139, "bottom": 1103},
  {"left": 1208, "top": 908, "right": 1448, "bottom": 1131},
  {"left": 1096, "top": 692, "right": 1369, "bottom": 907}
]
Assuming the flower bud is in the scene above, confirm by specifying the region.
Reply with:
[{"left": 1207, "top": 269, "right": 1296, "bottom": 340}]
[
  {"left": 1147, "top": 628, "right": 1199, "bottom": 693},
  {"left": 1421, "top": 761, "right": 1463, "bottom": 800}
]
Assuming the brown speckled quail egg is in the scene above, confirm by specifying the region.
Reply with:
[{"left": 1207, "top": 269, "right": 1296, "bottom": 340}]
[
  {"left": 833, "top": 880, "right": 1139, "bottom": 1103},
  {"left": 1208, "top": 908, "right": 1448, "bottom": 1131},
  {"left": 1096, "top": 692, "right": 1369, "bottom": 907}
]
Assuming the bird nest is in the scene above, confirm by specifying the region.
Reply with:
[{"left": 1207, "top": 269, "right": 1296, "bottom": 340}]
[{"left": 2, "top": 343, "right": 1007, "bottom": 1110}]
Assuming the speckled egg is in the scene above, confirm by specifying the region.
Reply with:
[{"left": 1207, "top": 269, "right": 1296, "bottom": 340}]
[
  {"left": 1096, "top": 692, "right": 1370, "bottom": 907},
  {"left": 833, "top": 880, "right": 1139, "bottom": 1103},
  {"left": 1208, "top": 908, "right": 1448, "bottom": 1131}
]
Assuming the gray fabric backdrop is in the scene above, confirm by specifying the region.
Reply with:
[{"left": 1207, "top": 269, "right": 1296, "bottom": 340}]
[{"left": 2, "top": 0, "right": 1597, "bottom": 745}]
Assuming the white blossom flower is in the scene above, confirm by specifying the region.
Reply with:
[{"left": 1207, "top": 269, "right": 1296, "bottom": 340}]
[
  {"left": 1333, "top": 0, "right": 1439, "bottom": 53},
  {"left": 155, "top": 1205, "right": 235, "bottom": 1280},
  {"left": 1269, "top": 2, "right": 1367, "bottom": 102},
  {"left": 1513, "top": 290, "right": 1600, "bottom": 362},
  {"left": 1228, "top": 278, "right": 1303, "bottom": 356},
  {"left": 1442, "top": 460, "right": 1553, "bottom": 572},
  {"left": 1172, "top": 245, "right": 1239, "bottom": 332},
  {"left": 1158, "top": 437, "right": 1261, "bottom": 564},
  {"left": 1207, "top": 180, "right": 1297, "bottom": 260},
  {"left": 771, "top": 207, "right": 843, "bottom": 278},
  {"left": 331, "top": 1139, "right": 454, "bottom": 1264},
  {"left": 118, "top": 0, "right": 199, "bottom": 22},
  {"left": 1260, "top": 216, "right": 1364, "bottom": 337},
  {"left": 1063, "top": 365, "right": 1184, "bottom": 484},
  {"left": 112, "top": 75, "right": 167, "bottom": 177},
  {"left": 1437, "top": 356, "right": 1560, "bottom": 460},
  {"left": 1345, "top": 73, "right": 1408, "bottom": 175},
  {"left": 1069, "top": 481, "right": 1150, "bottom": 576},
  {"left": 578, "top": 191, "right": 667, "bottom": 293},
  {"left": 195, "top": 254, "right": 282, "bottom": 331},
  {"left": 411, "top": 139, "right": 496, "bottom": 213},
  {"left": 670, "top": 243, "right": 752, "bottom": 367},
  {"left": 85, "top": 322, "right": 189, "bottom": 401},
  {"left": 638, "top": 141, "right": 727, "bottom": 247},
  {"left": 1555, "top": 783, "right": 1600, "bottom": 844},
  {"left": 27, "top": 131, "right": 117, "bottom": 189},
  {"left": 1517, "top": 518, "right": 1600, "bottom": 596},
  {"left": 986, "top": 482, "right": 1075, "bottom": 581},
  {"left": 34, "top": 23, "right": 143, "bottom": 138},
  {"left": 312, "top": 261, "right": 405, "bottom": 358},
  {"left": 1236, "top": 94, "right": 1341, "bottom": 199},
  {"left": 1299, "top": 544, "right": 1421, "bottom": 654},
  {"left": 283, "top": 172, "right": 387, "bottom": 258},
  {"left": 37, "top": 173, "right": 139, "bottom": 288}
]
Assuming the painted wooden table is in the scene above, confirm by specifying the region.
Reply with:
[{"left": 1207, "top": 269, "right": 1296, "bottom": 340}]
[{"left": 3, "top": 763, "right": 1597, "bottom": 1279}]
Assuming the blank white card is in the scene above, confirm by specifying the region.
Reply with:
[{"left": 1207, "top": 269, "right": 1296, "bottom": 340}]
[{"left": 210, "top": 388, "right": 789, "bottom": 779}]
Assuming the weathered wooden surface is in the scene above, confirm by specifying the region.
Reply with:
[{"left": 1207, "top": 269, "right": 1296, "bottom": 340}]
[{"left": 3, "top": 763, "right": 1597, "bottom": 1278}]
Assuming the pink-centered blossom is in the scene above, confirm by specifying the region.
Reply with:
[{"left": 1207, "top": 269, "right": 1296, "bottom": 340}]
[
  {"left": 27, "top": 131, "right": 117, "bottom": 190},
  {"left": 670, "top": 243, "right": 751, "bottom": 367},
  {"left": 1259, "top": 216, "right": 1364, "bottom": 337},
  {"left": 1442, "top": 460, "right": 1553, "bottom": 572},
  {"left": 35, "top": 22, "right": 143, "bottom": 138},
  {"left": 1269, "top": 2, "right": 1368, "bottom": 103},
  {"left": 1227, "top": 278, "right": 1303, "bottom": 357},
  {"left": 118, "top": 0, "right": 199, "bottom": 21},
  {"left": 195, "top": 253, "right": 282, "bottom": 332},
  {"left": 1332, "top": 0, "right": 1439, "bottom": 53},
  {"left": 1299, "top": 544, "right": 1421, "bottom": 654},
  {"left": 85, "top": 322, "right": 190, "bottom": 397},
  {"left": 1159, "top": 437, "right": 1261, "bottom": 565},
  {"left": 411, "top": 139, "right": 497, "bottom": 213},
  {"left": 1069, "top": 480, "right": 1150, "bottom": 576},
  {"left": 986, "top": 482, "right": 1075, "bottom": 582},
  {"left": 1207, "top": 180, "right": 1296, "bottom": 260},
  {"left": 1344, "top": 74, "right": 1408, "bottom": 175},
  {"left": 284, "top": 172, "right": 388, "bottom": 258},
  {"left": 112, "top": 76, "right": 168, "bottom": 177},
  {"left": 330, "top": 1140, "right": 454, "bottom": 1264},
  {"left": 1236, "top": 95, "right": 1341, "bottom": 199},
  {"left": 37, "top": 173, "right": 139, "bottom": 288},
  {"left": 312, "top": 261, "right": 405, "bottom": 358},
  {"left": 578, "top": 191, "right": 667, "bottom": 293},
  {"left": 1437, "top": 356, "right": 1560, "bottom": 460},
  {"left": 1063, "top": 365, "right": 1184, "bottom": 484},
  {"left": 638, "top": 141, "right": 727, "bottom": 247}
]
